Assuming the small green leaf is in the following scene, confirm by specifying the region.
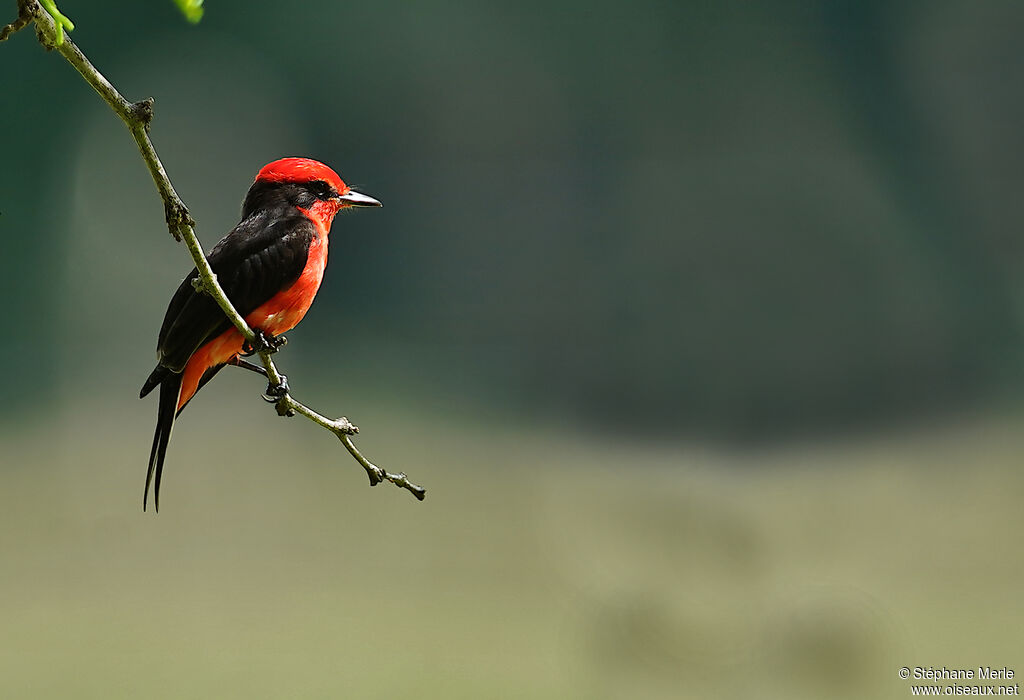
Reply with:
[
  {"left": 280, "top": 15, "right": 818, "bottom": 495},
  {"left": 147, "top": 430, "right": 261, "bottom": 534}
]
[
  {"left": 174, "top": 0, "right": 204, "bottom": 24},
  {"left": 38, "top": 0, "right": 75, "bottom": 45}
]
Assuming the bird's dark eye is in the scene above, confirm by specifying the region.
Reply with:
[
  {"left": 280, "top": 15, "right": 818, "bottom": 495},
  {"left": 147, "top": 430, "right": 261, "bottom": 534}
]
[{"left": 310, "top": 180, "right": 334, "bottom": 199}]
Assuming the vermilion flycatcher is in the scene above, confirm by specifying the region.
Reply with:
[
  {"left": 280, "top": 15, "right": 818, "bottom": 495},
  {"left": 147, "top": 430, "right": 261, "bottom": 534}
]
[{"left": 140, "top": 157, "right": 381, "bottom": 511}]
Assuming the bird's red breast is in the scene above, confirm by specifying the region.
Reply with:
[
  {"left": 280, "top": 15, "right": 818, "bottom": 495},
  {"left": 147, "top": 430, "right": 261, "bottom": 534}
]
[
  {"left": 177, "top": 233, "right": 328, "bottom": 411},
  {"left": 175, "top": 183, "right": 342, "bottom": 411}
]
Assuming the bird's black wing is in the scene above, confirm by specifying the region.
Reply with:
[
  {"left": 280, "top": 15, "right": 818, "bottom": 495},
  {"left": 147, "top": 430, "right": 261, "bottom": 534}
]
[{"left": 154, "top": 211, "right": 315, "bottom": 372}]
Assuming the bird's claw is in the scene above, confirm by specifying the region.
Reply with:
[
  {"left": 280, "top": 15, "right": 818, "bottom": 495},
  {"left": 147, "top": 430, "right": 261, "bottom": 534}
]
[
  {"left": 267, "top": 332, "right": 288, "bottom": 351},
  {"left": 262, "top": 374, "right": 289, "bottom": 403},
  {"left": 264, "top": 376, "right": 295, "bottom": 417},
  {"left": 241, "top": 330, "right": 287, "bottom": 357}
]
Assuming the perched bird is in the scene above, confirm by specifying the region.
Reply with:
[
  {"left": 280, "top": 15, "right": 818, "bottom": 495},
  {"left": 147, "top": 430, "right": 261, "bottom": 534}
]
[{"left": 140, "top": 157, "right": 381, "bottom": 511}]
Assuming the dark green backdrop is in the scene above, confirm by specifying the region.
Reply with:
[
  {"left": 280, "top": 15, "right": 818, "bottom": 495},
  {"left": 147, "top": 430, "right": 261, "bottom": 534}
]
[{"left": 4, "top": 0, "right": 1020, "bottom": 441}]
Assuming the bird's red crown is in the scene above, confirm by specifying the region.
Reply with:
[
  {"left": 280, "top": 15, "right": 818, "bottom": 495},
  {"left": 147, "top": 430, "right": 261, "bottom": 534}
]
[{"left": 255, "top": 157, "right": 348, "bottom": 194}]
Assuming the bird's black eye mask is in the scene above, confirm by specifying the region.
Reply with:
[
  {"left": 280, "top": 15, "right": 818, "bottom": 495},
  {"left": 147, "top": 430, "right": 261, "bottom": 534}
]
[
  {"left": 241, "top": 179, "right": 338, "bottom": 217},
  {"left": 309, "top": 179, "right": 335, "bottom": 200}
]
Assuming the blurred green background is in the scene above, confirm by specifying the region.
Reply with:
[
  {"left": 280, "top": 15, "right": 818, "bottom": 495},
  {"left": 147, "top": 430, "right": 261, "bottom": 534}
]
[{"left": 2, "top": 1, "right": 1022, "bottom": 698}]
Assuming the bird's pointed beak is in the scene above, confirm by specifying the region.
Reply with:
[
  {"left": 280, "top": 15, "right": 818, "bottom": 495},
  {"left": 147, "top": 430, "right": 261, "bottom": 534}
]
[{"left": 337, "top": 189, "right": 382, "bottom": 208}]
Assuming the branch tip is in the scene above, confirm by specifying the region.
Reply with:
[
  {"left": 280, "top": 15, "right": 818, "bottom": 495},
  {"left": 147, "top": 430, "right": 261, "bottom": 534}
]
[
  {"left": 262, "top": 387, "right": 424, "bottom": 499},
  {"left": 339, "top": 433, "right": 426, "bottom": 501}
]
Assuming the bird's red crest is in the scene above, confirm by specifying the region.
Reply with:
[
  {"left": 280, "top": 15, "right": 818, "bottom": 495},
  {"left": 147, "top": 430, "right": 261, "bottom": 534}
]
[{"left": 255, "top": 157, "right": 348, "bottom": 194}]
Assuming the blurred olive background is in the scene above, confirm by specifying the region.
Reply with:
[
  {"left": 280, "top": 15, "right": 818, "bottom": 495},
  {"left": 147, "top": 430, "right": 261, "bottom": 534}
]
[{"left": 2, "top": 1, "right": 1023, "bottom": 698}]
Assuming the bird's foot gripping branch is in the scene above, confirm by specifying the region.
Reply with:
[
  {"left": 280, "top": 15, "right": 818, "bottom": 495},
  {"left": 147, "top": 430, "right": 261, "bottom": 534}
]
[
  {"left": 241, "top": 330, "right": 288, "bottom": 357},
  {"left": 5, "top": 0, "right": 426, "bottom": 508}
]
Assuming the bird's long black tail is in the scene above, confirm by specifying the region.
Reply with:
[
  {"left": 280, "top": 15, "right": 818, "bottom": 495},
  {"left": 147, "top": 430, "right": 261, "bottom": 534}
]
[{"left": 144, "top": 371, "right": 182, "bottom": 512}]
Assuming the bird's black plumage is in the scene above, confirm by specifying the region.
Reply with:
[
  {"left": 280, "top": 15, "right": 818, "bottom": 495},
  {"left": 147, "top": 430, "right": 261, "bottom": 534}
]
[{"left": 152, "top": 212, "right": 315, "bottom": 373}]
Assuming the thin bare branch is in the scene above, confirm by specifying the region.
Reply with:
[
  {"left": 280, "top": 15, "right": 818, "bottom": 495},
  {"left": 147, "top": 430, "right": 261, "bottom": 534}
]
[
  {"left": 8, "top": 0, "right": 425, "bottom": 500},
  {"left": 271, "top": 393, "right": 427, "bottom": 500}
]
